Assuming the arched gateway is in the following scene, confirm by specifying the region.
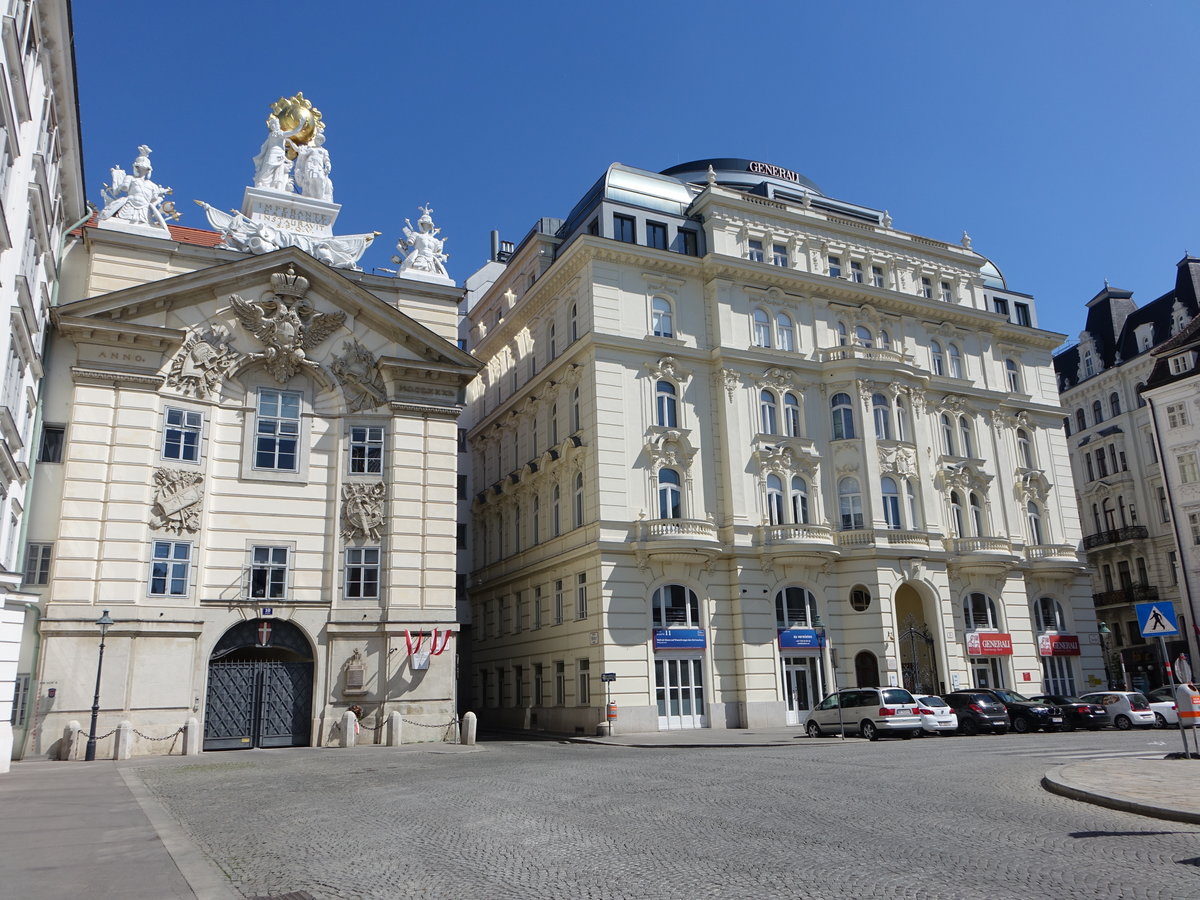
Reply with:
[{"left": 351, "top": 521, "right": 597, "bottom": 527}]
[{"left": 204, "top": 619, "right": 314, "bottom": 751}]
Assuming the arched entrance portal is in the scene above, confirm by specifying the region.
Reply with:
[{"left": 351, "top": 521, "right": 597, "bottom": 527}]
[
  {"left": 854, "top": 650, "right": 880, "bottom": 688},
  {"left": 895, "top": 584, "right": 940, "bottom": 695},
  {"left": 204, "top": 619, "right": 314, "bottom": 751}
]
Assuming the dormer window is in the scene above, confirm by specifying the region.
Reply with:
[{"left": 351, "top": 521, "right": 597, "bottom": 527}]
[{"left": 1170, "top": 352, "right": 1195, "bottom": 375}]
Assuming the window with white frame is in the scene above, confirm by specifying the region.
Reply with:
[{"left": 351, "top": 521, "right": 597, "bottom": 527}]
[
  {"left": 150, "top": 540, "right": 191, "bottom": 596},
  {"left": 752, "top": 308, "right": 772, "bottom": 348},
  {"left": 1005, "top": 359, "right": 1022, "bottom": 393},
  {"left": 748, "top": 239, "right": 764, "bottom": 262},
  {"left": 940, "top": 414, "right": 956, "bottom": 456},
  {"left": 776, "top": 313, "right": 794, "bottom": 352},
  {"left": 345, "top": 547, "right": 380, "bottom": 599},
  {"left": 572, "top": 387, "right": 581, "bottom": 433},
  {"left": 1178, "top": 452, "right": 1200, "bottom": 484},
  {"left": 849, "top": 261, "right": 864, "bottom": 283},
  {"left": 1034, "top": 596, "right": 1065, "bottom": 632},
  {"left": 1027, "top": 502, "right": 1044, "bottom": 545},
  {"left": 570, "top": 303, "right": 579, "bottom": 341},
  {"left": 964, "top": 592, "right": 999, "bottom": 630},
  {"left": 255, "top": 389, "right": 301, "bottom": 471},
  {"left": 940, "top": 281, "right": 953, "bottom": 303},
  {"left": 760, "top": 390, "right": 778, "bottom": 434},
  {"left": 573, "top": 472, "right": 584, "bottom": 529},
  {"left": 970, "top": 492, "right": 986, "bottom": 535},
  {"left": 533, "top": 585, "right": 543, "bottom": 629},
  {"left": 836, "top": 322, "right": 848, "bottom": 346},
  {"left": 554, "top": 579, "right": 564, "bottom": 624},
  {"left": 514, "top": 665, "right": 525, "bottom": 705},
  {"left": 162, "top": 408, "right": 202, "bottom": 462},
  {"left": 1109, "top": 392, "right": 1121, "bottom": 417},
  {"left": 1167, "top": 403, "right": 1189, "bottom": 428},
  {"left": 772, "top": 244, "right": 788, "bottom": 267},
  {"left": 895, "top": 399, "right": 909, "bottom": 442},
  {"left": 766, "top": 474, "right": 785, "bottom": 525},
  {"left": 533, "top": 663, "right": 544, "bottom": 704},
  {"left": 250, "top": 546, "right": 289, "bottom": 600},
  {"left": 552, "top": 484, "right": 561, "bottom": 535},
  {"left": 576, "top": 572, "right": 587, "bottom": 619},
  {"left": 950, "top": 492, "right": 965, "bottom": 536},
  {"left": 881, "top": 477, "right": 901, "bottom": 529},
  {"left": 554, "top": 661, "right": 566, "bottom": 705},
  {"left": 653, "top": 584, "right": 701, "bottom": 627},
  {"left": 23, "top": 542, "right": 52, "bottom": 585},
  {"left": 1017, "top": 429, "right": 1034, "bottom": 468},
  {"left": 871, "top": 266, "right": 885, "bottom": 288},
  {"left": 532, "top": 495, "right": 541, "bottom": 544},
  {"left": 647, "top": 222, "right": 668, "bottom": 251},
  {"left": 577, "top": 658, "right": 591, "bottom": 705},
  {"left": 1170, "top": 353, "right": 1194, "bottom": 375},
  {"left": 658, "top": 468, "right": 682, "bottom": 519},
  {"left": 959, "top": 416, "right": 974, "bottom": 457},
  {"left": 948, "top": 344, "right": 963, "bottom": 378},
  {"left": 930, "top": 341, "right": 945, "bottom": 376},
  {"left": 838, "top": 477, "right": 863, "bottom": 530},
  {"left": 831, "top": 393, "right": 855, "bottom": 440},
  {"left": 791, "top": 476, "right": 810, "bottom": 524},
  {"left": 775, "top": 586, "right": 815, "bottom": 628},
  {"left": 349, "top": 425, "right": 384, "bottom": 474},
  {"left": 828, "top": 256, "right": 842, "bottom": 278},
  {"left": 854, "top": 325, "right": 873, "bottom": 348},
  {"left": 655, "top": 380, "right": 678, "bottom": 427},
  {"left": 905, "top": 479, "right": 920, "bottom": 528},
  {"left": 515, "top": 591, "right": 525, "bottom": 632},
  {"left": 783, "top": 392, "right": 801, "bottom": 437},
  {"left": 652, "top": 297, "right": 674, "bottom": 338},
  {"left": 920, "top": 277, "right": 933, "bottom": 299},
  {"left": 879, "top": 329, "right": 891, "bottom": 350},
  {"left": 872, "top": 393, "right": 892, "bottom": 440}
]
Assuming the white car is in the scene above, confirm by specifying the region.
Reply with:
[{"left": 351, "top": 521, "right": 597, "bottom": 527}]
[
  {"left": 1145, "top": 687, "right": 1180, "bottom": 727},
  {"left": 915, "top": 695, "right": 959, "bottom": 735},
  {"left": 804, "top": 687, "right": 922, "bottom": 741},
  {"left": 1078, "top": 691, "right": 1156, "bottom": 729}
]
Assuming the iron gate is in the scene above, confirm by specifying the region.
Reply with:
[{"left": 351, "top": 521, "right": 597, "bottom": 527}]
[{"left": 204, "top": 660, "right": 313, "bottom": 751}]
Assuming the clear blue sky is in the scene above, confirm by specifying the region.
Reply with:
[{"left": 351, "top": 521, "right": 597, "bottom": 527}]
[{"left": 73, "top": 2, "right": 1199, "bottom": 344}]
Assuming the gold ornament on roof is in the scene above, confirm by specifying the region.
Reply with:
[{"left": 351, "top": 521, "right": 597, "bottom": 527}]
[{"left": 270, "top": 93, "right": 324, "bottom": 159}]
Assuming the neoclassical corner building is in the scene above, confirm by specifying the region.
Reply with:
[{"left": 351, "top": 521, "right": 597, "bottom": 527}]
[
  {"left": 13, "top": 114, "right": 478, "bottom": 757},
  {"left": 1054, "top": 260, "right": 1200, "bottom": 689},
  {"left": 462, "top": 158, "right": 1102, "bottom": 734}
]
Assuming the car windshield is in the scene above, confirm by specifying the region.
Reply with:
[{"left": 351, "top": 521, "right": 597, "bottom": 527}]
[
  {"left": 1130, "top": 694, "right": 1151, "bottom": 710},
  {"left": 991, "top": 689, "right": 1029, "bottom": 703},
  {"left": 881, "top": 688, "right": 916, "bottom": 705},
  {"left": 918, "top": 696, "right": 945, "bottom": 707}
]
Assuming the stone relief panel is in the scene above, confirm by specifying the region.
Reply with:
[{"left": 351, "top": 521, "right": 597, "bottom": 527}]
[
  {"left": 165, "top": 325, "right": 240, "bottom": 399},
  {"left": 331, "top": 340, "right": 388, "bottom": 411},
  {"left": 150, "top": 468, "right": 204, "bottom": 534},
  {"left": 341, "top": 483, "right": 386, "bottom": 542}
]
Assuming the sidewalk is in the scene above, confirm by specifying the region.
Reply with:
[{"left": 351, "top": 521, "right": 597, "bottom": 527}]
[{"left": 1042, "top": 755, "right": 1200, "bottom": 825}]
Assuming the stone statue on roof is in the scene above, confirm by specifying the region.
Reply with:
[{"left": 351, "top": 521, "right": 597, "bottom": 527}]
[
  {"left": 98, "top": 145, "right": 179, "bottom": 233},
  {"left": 393, "top": 205, "right": 450, "bottom": 281},
  {"left": 291, "top": 130, "right": 333, "bottom": 202},
  {"left": 252, "top": 114, "right": 303, "bottom": 192}
]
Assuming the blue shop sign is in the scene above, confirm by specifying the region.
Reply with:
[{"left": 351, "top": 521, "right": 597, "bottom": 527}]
[
  {"left": 654, "top": 628, "right": 707, "bottom": 650},
  {"left": 778, "top": 628, "right": 824, "bottom": 649}
]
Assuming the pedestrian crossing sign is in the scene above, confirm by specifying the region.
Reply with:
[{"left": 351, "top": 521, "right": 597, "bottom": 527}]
[{"left": 1136, "top": 601, "right": 1180, "bottom": 637}]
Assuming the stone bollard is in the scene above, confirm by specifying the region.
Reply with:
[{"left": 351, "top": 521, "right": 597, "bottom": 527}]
[
  {"left": 115, "top": 721, "right": 133, "bottom": 760},
  {"left": 596, "top": 722, "right": 612, "bottom": 737},
  {"left": 183, "top": 717, "right": 201, "bottom": 756},
  {"left": 386, "top": 710, "right": 403, "bottom": 746},
  {"left": 462, "top": 710, "right": 477, "bottom": 746},
  {"left": 61, "top": 720, "right": 82, "bottom": 760},
  {"left": 340, "top": 710, "right": 358, "bottom": 748}
]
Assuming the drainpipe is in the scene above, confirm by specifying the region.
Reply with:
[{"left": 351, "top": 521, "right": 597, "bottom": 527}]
[{"left": 1145, "top": 396, "right": 1200, "bottom": 667}]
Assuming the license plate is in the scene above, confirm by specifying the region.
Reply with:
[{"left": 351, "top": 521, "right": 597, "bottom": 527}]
[{"left": 1051, "top": 717, "right": 1062, "bottom": 723}]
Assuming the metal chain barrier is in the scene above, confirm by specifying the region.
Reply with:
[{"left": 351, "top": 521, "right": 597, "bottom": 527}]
[
  {"left": 71, "top": 727, "right": 119, "bottom": 759},
  {"left": 132, "top": 727, "right": 184, "bottom": 742}
]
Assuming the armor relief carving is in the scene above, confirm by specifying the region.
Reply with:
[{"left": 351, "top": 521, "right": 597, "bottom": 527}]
[
  {"left": 879, "top": 445, "right": 917, "bottom": 478},
  {"left": 165, "top": 325, "right": 240, "bottom": 399},
  {"left": 331, "top": 340, "right": 388, "bottom": 411},
  {"left": 756, "top": 367, "right": 796, "bottom": 391},
  {"left": 150, "top": 467, "right": 204, "bottom": 534},
  {"left": 341, "top": 482, "right": 386, "bottom": 542}
]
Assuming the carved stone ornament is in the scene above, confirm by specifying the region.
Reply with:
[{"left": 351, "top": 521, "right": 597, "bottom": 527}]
[
  {"left": 392, "top": 205, "right": 451, "bottom": 283},
  {"left": 341, "top": 482, "right": 386, "bottom": 542},
  {"left": 939, "top": 394, "right": 971, "bottom": 415},
  {"left": 907, "top": 389, "right": 927, "bottom": 417},
  {"left": 647, "top": 356, "right": 691, "bottom": 384},
  {"left": 231, "top": 266, "right": 346, "bottom": 384},
  {"left": 331, "top": 340, "right": 387, "bottom": 411},
  {"left": 1016, "top": 470, "right": 1051, "bottom": 503},
  {"left": 644, "top": 429, "right": 695, "bottom": 469},
  {"left": 165, "top": 325, "right": 240, "bottom": 398},
  {"left": 879, "top": 445, "right": 917, "bottom": 478},
  {"left": 98, "top": 145, "right": 179, "bottom": 234},
  {"left": 756, "top": 367, "right": 796, "bottom": 391},
  {"left": 150, "top": 467, "right": 204, "bottom": 534},
  {"left": 716, "top": 368, "right": 741, "bottom": 402}
]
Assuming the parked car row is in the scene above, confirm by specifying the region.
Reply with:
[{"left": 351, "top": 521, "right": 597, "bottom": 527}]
[{"left": 803, "top": 687, "right": 1182, "bottom": 740}]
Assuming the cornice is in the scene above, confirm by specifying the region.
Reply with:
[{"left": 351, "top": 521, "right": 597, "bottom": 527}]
[{"left": 70, "top": 366, "right": 164, "bottom": 387}]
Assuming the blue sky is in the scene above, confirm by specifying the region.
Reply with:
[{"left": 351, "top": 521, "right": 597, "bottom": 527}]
[{"left": 73, "top": 2, "right": 1199, "bottom": 344}]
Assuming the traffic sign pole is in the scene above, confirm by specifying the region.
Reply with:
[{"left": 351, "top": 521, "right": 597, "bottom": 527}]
[{"left": 1159, "top": 636, "right": 1191, "bottom": 757}]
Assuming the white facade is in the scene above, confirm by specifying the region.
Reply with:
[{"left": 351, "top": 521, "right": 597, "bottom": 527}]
[
  {"left": 16, "top": 222, "right": 478, "bottom": 759},
  {"left": 463, "top": 159, "right": 1101, "bottom": 735},
  {"left": 0, "top": 0, "right": 84, "bottom": 771}
]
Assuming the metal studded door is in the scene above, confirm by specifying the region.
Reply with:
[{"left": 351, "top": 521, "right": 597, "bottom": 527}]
[{"left": 204, "top": 660, "right": 313, "bottom": 751}]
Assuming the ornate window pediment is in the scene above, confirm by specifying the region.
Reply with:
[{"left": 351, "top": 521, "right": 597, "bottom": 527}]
[
  {"left": 756, "top": 367, "right": 797, "bottom": 391},
  {"left": 645, "top": 428, "right": 696, "bottom": 469},
  {"left": 938, "top": 461, "right": 992, "bottom": 493},
  {"left": 1016, "top": 470, "right": 1051, "bottom": 503},
  {"left": 645, "top": 356, "right": 691, "bottom": 385}
]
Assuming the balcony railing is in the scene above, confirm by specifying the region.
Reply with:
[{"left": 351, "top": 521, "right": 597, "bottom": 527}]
[
  {"left": 945, "top": 536, "right": 1013, "bottom": 554},
  {"left": 1025, "top": 544, "right": 1079, "bottom": 561},
  {"left": 815, "top": 345, "right": 907, "bottom": 365},
  {"left": 884, "top": 530, "right": 930, "bottom": 547},
  {"left": 1082, "top": 525, "right": 1148, "bottom": 550},
  {"left": 760, "top": 523, "right": 835, "bottom": 545},
  {"left": 1093, "top": 584, "right": 1159, "bottom": 608},
  {"left": 638, "top": 518, "right": 719, "bottom": 541}
]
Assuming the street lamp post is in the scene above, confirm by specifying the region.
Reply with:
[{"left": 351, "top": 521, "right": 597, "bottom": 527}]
[
  {"left": 84, "top": 610, "right": 114, "bottom": 762},
  {"left": 1099, "top": 622, "right": 1113, "bottom": 689}
]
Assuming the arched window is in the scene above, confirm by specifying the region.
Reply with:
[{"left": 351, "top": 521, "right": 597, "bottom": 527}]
[
  {"left": 776, "top": 313, "right": 794, "bottom": 352},
  {"left": 759, "top": 390, "right": 778, "bottom": 434},
  {"left": 950, "top": 491, "right": 965, "bottom": 536},
  {"left": 895, "top": 400, "right": 909, "bottom": 442},
  {"left": 940, "top": 414, "right": 956, "bottom": 456},
  {"left": 1027, "top": 501, "right": 1043, "bottom": 545},
  {"left": 548, "top": 322, "right": 557, "bottom": 360},
  {"left": 1136, "top": 382, "right": 1147, "bottom": 408},
  {"left": 931, "top": 340, "right": 945, "bottom": 376},
  {"left": 1006, "top": 358, "right": 1021, "bottom": 392},
  {"left": 964, "top": 592, "right": 998, "bottom": 630},
  {"left": 1076, "top": 409, "right": 1086, "bottom": 431},
  {"left": 532, "top": 494, "right": 541, "bottom": 544},
  {"left": 948, "top": 344, "right": 963, "bottom": 378},
  {"left": 1017, "top": 429, "right": 1033, "bottom": 468},
  {"left": 905, "top": 479, "right": 920, "bottom": 528},
  {"left": 514, "top": 504, "right": 522, "bottom": 553},
  {"left": 572, "top": 387, "right": 581, "bottom": 433},
  {"left": 836, "top": 321, "right": 848, "bottom": 346},
  {"left": 970, "top": 492, "right": 985, "bottom": 535},
  {"left": 652, "top": 297, "right": 674, "bottom": 338},
  {"left": 1109, "top": 391, "right": 1121, "bottom": 417},
  {"left": 552, "top": 484, "right": 561, "bottom": 536},
  {"left": 571, "top": 472, "right": 583, "bottom": 529},
  {"left": 879, "top": 329, "right": 891, "bottom": 350},
  {"left": 855, "top": 325, "right": 873, "bottom": 348},
  {"left": 959, "top": 416, "right": 974, "bottom": 458},
  {"left": 775, "top": 586, "right": 815, "bottom": 629},
  {"left": 838, "top": 477, "right": 864, "bottom": 530},
  {"left": 881, "top": 476, "right": 901, "bottom": 529},
  {"left": 1083, "top": 348, "right": 1095, "bottom": 377},
  {"left": 655, "top": 380, "right": 678, "bottom": 428},
  {"left": 1034, "top": 597, "right": 1065, "bottom": 632},
  {"left": 783, "top": 392, "right": 802, "bottom": 437},
  {"left": 653, "top": 584, "right": 700, "bottom": 628},
  {"left": 1092, "top": 399, "right": 1103, "bottom": 425},
  {"left": 1063, "top": 416, "right": 1071, "bottom": 437},
  {"left": 872, "top": 393, "right": 892, "bottom": 440},
  {"left": 657, "top": 468, "right": 681, "bottom": 519},
  {"left": 570, "top": 303, "right": 579, "bottom": 342},
  {"left": 766, "top": 474, "right": 785, "bottom": 525},
  {"left": 752, "top": 309, "right": 772, "bottom": 348},
  {"left": 831, "top": 393, "right": 855, "bottom": 440},
  {"left": 790, "top": 476, "right": 810, "bottom": 523}
]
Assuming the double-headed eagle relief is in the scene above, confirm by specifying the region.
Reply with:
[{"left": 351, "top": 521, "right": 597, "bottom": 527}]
[{"left": 231, "top": 265, "right": 345, "bottom": 383}]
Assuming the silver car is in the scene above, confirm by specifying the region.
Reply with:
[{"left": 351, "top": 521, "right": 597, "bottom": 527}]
[
  {"left": 804, "top": 687, "right": 922, "bottom": 740},
  {"left": 915, "top": 695, "right": 959, "bottom": 735}
]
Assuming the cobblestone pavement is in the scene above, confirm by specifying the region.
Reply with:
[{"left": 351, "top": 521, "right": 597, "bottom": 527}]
[{"left": 134, "top": 730, "right": 1200, "bottom": 900}]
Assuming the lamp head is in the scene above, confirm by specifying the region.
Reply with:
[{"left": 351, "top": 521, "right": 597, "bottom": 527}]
[
  {"left": 1098, "top": 621, "right": 1110, "bottom": 636},
  {"left": 811, "top": 613, "right": 824, "bottom": 629},
  {"left": 96, "top": 610, "right": 114, "bottom": 628}
]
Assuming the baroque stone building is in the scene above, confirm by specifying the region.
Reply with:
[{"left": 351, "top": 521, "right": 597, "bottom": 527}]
[
  {"left": 463, "top": 158, "right": 1102, "bottom": 735},
  {"left": 1054, "top": 260, "right": 1200, "bottom": 690},
  {"left": 0, "top": 0, "right": 85, "bottom": 772}
]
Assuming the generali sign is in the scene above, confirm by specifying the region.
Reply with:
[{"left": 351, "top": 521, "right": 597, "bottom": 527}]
[
  {"left": 1038, "top": 634, "right": 1081, "bottom": 657},
  {"left": 966, "top": 631, "right": 1013, "bottom": 656}
]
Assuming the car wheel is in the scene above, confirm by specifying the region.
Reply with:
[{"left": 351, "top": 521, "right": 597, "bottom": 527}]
[
  {"left": 1154, "top": 713, "right": 1168, "bottom": 729},
  {"left": 860, "top": 720, "right": 879, "bottom": 741},
  {"left": 959, "top": 718, "right": 979, "bottom": 736},
  {"left": 1115, "top": 714, "right": 1132, "bottom": 730},
  {"left": 1013, "top": 716, "right": 1032, "bottom": 734},
  {"left": 806, "top": 720, "right": 822, "bottom": 738}
]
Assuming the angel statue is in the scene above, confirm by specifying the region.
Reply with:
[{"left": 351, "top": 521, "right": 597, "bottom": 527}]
[
  {"left": 98, "top": 145, "right": 179, "bottom": 230},
  {"left": 252, "top": 114, "right": 304, "bottom": 192},
  {"left": 291, "top": 131, "right": 333, "bottom": 202},
  {"left": 393, "top": 205, "right": 450, "bottom": 278}
]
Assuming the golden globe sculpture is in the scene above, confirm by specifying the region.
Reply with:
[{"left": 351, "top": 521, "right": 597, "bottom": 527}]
[{"left": 270, "top": 92, "right": 323, "bottom": 160}]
